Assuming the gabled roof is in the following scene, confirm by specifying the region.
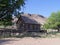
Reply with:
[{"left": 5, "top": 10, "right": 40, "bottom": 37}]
[{"left": 20, "top": 13, "right": 47, "bottom": 25}]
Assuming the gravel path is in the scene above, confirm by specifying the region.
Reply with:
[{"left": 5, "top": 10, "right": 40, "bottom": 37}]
[{"left": 0, "top": 37, "right": 60, "bottom": 45}]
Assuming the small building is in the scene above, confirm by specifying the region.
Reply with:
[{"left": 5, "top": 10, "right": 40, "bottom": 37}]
[{"left": 16, "top": 13, "right": 46, "bottom": 32}]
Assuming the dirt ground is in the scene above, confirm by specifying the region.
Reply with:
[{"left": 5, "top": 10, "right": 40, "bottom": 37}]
[{"left": 0, "top": 37, "right": 60, "bottom": 45}]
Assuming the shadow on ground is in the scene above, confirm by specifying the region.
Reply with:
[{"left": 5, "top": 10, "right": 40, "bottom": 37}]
[{"left": 0, "top": 38, "right": 18, "bottom": 45}]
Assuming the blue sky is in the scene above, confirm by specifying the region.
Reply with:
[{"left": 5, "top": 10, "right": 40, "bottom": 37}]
[{"left": 21, "top": 0, "right": 60, "bottom": 17}]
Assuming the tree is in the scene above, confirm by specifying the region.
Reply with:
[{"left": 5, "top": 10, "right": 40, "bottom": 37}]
[
  {"left": 0, "top": 0, "right": 25, "bottom": 26},
  {"left": 44, "top": 11, "right": 60, "bottom": 32}
]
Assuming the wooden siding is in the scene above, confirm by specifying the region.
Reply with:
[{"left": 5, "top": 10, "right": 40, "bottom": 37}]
[{"left": 16, "top": 15, "right": 41, "bottom": 32}]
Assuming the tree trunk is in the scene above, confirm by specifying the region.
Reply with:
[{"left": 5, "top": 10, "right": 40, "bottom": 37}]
[{"left": 57, "top": 28, "right": 60, "bottom": 32}]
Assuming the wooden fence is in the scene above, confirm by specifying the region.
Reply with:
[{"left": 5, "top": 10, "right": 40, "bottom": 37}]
[{"left": 0, "top": 28, "right": 47, "bottom": 37}]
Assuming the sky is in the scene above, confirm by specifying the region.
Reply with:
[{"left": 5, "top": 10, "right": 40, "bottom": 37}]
[{"left": 21, "top": 0, "right": 60, "bottom": 17}]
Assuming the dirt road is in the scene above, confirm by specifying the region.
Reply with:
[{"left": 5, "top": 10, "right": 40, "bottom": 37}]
[{"left": 0, "top": 37, "right": 60, "bottom": 45}]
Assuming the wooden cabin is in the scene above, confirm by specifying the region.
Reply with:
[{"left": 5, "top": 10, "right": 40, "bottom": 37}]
[{"left": 16, "top": 13, "right": 46, "bottom": 32}]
